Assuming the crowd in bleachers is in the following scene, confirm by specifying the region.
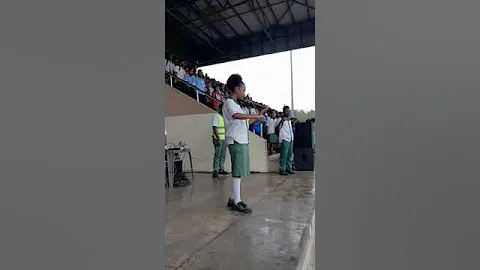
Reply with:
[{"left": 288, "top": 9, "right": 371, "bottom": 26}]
[
  {"left": 165, "top": 52, "right": 229, "bottom": 109},
  {"left": 165, "top": 52, "right": 271, "bottom": 110}
]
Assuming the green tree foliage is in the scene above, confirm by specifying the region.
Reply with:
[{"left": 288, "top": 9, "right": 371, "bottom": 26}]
[{"left": 293, "top": 109, "right": 315, "bottom": 121}]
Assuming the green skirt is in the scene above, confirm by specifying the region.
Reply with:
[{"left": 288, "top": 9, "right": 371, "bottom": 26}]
[
  {"left": 268, "top": 134, "right": 278, "bottom": 143},
  {"left": 228, "top": 142, "right": 250, "bottom": 178}
]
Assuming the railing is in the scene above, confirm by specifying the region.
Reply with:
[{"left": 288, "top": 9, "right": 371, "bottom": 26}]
[
  {"left": 165, "top": 71, "right": 269, "bottom": 138},
  {"left": 165, "top": 71, "right": 223, "bottom": 110},
  {"left": 165, "top": 71, "right": 268, "bottom": 111}
]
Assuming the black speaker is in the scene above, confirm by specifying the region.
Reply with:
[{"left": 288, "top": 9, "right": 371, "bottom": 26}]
[
  {"left": 294, "top": 122, "right": 313, "bottom": 149},
  {"left": 294, "top": 148, "right": 314, "bottom": 171}
]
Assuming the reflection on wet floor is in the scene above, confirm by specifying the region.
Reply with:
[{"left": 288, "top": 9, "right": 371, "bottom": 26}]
[{"left": 166, "top": 172, "right": 315, "bottom": 270}]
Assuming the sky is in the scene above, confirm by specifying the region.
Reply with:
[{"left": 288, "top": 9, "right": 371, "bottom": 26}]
[{"left": 200, "top": 46, "right": 315, "bottom": 112}]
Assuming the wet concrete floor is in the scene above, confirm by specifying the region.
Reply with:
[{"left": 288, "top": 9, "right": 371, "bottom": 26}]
[{"left": 165, "top": 171, "right": 315, "bottom": 270}]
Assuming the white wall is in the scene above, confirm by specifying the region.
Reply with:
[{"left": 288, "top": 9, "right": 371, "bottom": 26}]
[
  {"left": 248, "top": 128, "right": 269, "bottom": 172},
  {"left": 166, "top": 113, "right": 269, "bottom": 173}
]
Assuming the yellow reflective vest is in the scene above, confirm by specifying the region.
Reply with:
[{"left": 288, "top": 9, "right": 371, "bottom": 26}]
[{"left": 216, "top": 114, "right": 225, "bottom": 140}]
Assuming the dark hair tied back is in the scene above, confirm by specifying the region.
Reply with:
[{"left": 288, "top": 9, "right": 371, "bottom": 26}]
[{"left": 226, "top": 74, "right": 243, "bottom": 91}]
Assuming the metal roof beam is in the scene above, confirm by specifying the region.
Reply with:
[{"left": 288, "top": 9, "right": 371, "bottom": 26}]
[
  {"left": 292, "top": 0, "right": 314, "bottom": 10},
  {"left": 166, "top": 0, "right": 194, "bottom": 12},
  {"left": 305, "top": 0, "right": 312, "bottom": 20},
  {"left": 197, "top": 18, "right": 315, "bottom": 65},
  {"left": 288, "top": 0, "right": 296, "bottom": 24},
  {"left": 278, "top": 0, "right": 295, "bottom": 24},
  {"left": 210, "top": 0, "right": 241, "bottom": 37},
  {"left": 214, "top": 0, "right": 250, "bottom": 10},
  {"left": 225, "top": 0, "right": 252, "bottom": 34},
  {"left": 169, "top": 9, "right": 215, "bottom": 42},
  {"left": 197, "top": 19, "right": 315, "bottom": 66},
  {"left": 265, "top": 0, "right": 280, "bottom": 25},
  {"left": 188, "top": 2, "right": 229, "bottom": 41},
  {"left": 253, "top": 0, "right": 272, "bottom": 26},
  {"left": 166, "top": 9, "right": 225, "bottom": 55},
  {"left": 248, "top": 0, "right": 274, "bottom": 43},
  {"left": 181, "top": 1, "right": 284, "bottom": 28}
]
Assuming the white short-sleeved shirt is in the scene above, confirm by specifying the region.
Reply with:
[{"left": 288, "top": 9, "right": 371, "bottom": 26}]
[
  {"left": 279, "top": 119, "right": 294, "bottom": 143},
  {"left": 222, "top": 98, "right": 249, "bottom": 145},
  {"left": 267, "top": 117, "right": 276, "bottom": 134},
  {"left": 176, "top": 66, "right": 185, "bottom": 80},
  {"left": 212, "top": 113, "right": 219, "bottom": 127},
  {"left": 165, "top": 61, "right": 175, "bottom": 73},
  {"left": 275, "top": 118, "right": 281, "bottom": 126}
]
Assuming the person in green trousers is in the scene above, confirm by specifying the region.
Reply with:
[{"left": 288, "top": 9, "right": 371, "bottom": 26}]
[
  {"left": 212, "top": 105, "right": 229, "bottom": 178},
  {"left": 278, "top": 105, "right": 295, "bottom": 175}
]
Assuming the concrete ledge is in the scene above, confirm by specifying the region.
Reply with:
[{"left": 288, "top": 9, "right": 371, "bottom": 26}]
[
  {"left": 297, "top": 210, "right": 315, "bottom": 270},
  {"left": 166, "top": 113, "right": 269, "bottom": 173},
  {"left": 165, "top": 83, "right": 269, "bottom": 173}
]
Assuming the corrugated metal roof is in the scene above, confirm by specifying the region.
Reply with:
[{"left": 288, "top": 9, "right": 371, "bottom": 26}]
[{"left": 166, "top": 0, "right": 315, "bottom": 65}]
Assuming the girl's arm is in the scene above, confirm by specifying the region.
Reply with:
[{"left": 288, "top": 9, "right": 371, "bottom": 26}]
[{"left": 232, "top": 113, "right": 263, "bottom": 120}]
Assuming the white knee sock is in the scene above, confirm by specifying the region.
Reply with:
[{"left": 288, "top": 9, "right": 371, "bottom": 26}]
[{"left": 232, "top": 178, "right": 241, "bottom": 203}]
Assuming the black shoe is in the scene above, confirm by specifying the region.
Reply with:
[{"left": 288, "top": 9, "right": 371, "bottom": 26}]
[
  {"left": 287, "top": 170, "right": 295, "bottom": 174},
  {"left": 213, "top": 171, "right": 219, "bottom": 178},
  {"left": 279, "top": 171, "right": 288, "bottom": 176},
  {"left": 231, "top": 201, "right": 252, "bottom": 213},
  {"left": 227, "top": 198, "right": 235, "bottom": 208},
  {"left": 219, "top": 170, "right": 229, "bottom": 175}
]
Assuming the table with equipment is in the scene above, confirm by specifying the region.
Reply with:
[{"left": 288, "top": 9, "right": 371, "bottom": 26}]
[{"left": 165, "top": 144, "right": 194, "bottom": 187}]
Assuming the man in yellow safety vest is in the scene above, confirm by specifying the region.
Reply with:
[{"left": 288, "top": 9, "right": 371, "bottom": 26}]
[{"left": 212, "top": 105, "right": 229, "bottom": 178}]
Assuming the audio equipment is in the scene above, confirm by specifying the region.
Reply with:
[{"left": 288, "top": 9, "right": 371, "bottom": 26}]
[
  {"left": 294, "top": 148, "right": 315, "bottom": 171},
  {"left": 294, "top": 122, "right": 313, "bottom": 149}
]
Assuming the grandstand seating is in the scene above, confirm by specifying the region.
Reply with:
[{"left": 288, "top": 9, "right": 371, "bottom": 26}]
[
  {"left": 164, "top": 52, "right": 283, "bottom": 173},
  {"left": 165, "top": 52, "right": 273, "bottom": 113},
  {"left": 165, "top": 82, "right": 270, "bottom": 173}
]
